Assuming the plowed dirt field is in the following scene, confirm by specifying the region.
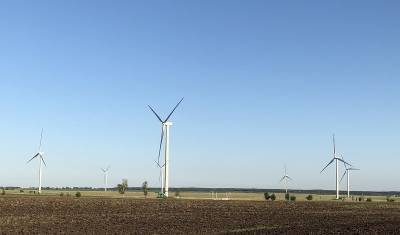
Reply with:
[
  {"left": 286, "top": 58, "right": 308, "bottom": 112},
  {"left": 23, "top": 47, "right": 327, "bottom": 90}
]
[{"left": 0, "top": 196, "right": 399, "bottom": 234}]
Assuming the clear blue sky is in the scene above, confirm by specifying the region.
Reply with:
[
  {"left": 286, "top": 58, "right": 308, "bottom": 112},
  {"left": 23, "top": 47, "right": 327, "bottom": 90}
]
[{"left": 0, "top": 1, "right": 399, "bottom": 191}]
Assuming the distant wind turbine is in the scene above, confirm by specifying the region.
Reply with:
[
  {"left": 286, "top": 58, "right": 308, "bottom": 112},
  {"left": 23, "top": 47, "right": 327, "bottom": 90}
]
[
  {"left": 148, "top": 97, "right": 184, "bottom": 198},
  {"left": 101, "top": 166, "right": 110, "bottom": 192},
  {"left": 280, "top": 165, "right": 293, "bottom": 194},
  {"left": 320, "top": 134, "right": 351, "bottom": 199},
  {"left": 27, "top": 128, "right": 47, "bottom": 194},
  {"left": 340, "top": 158, "right": 360, "bottom": 198}
]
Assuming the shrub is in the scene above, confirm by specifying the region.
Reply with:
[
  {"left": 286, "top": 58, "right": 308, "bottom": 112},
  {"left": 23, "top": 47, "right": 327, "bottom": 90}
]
[
  {"left": 1, "top": 188, "right": 5, "bottom": 195},
  {"left": 290, "top": 195, "right": 296, "bottom": 201},
  {"left": 60, "top": 192, "right": 64, "bottom": 197},
  {"left": 142, "top": 181, "right": 149, "bottom": 198},
  {"left": 306, "top": 194, "right": 313, "bottom": 201},
  {"left": 270, "top": 193, "right": 276, "bottom": 201},
  {"left": 387, "top": 196, "right": 395, "bottom": 202},
  {"left": 175, "top": 191, "right": 181, "bottom": 198},
  {"left": 20, "top": 189, "right": 24, "bottom": 193},
  {"left": 264, "top": 192, "right": 271, "bottom": 200},
  {"left": 366, "top": 198, "right": 372, "bottom": 202},
  {"left": 75, "top": 192, "right": 81, "bottom": 198},
  {"left": 358, "top": 197, "right": 363, "bottom": 202},
  {"left": 117, "top": 179, "right": 128, "bottom": 194},
  {"left": 285, "top": 193, "right": 290, "bottom": 201}
]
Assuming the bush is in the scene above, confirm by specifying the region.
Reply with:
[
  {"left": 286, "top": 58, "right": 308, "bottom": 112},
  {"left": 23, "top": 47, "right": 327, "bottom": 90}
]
[
  {"left": 387, "top": 196, "right": 395, "bottom": 202},
  {"left": 142, "top": 181, "right": 149, "bottom": 198},
  {"left": 366, "top": 198, "right": 372, "bottom": 202},
  {"left": 60, "top": 192, "right": 64, "bottom": 197},
  {"left": 117, "top": 179, "right": 128, "bottom": 194},
  {"left": 285, "top": 193, "right": 290, "bottom": 201},
  {"left": 175, "top": 191, "right": 181, "bottom": 198},
  {"left": 306, "top": 194, "right": 313, "bottom": 201},
  {"left": 20, "top": 189, "right": 24, "bottom": 193},
  {"left": 264, "top": 192, "right": 271, "bottom": 200},
  {"left": 358, "top": 197, "right": 363, "bottom": 202},
  {"left": 1, "top": 188, "right": 5, "bottom": 195},
  {"left": 270, "top": 193, "right": 276, "bottom": 201},
  {"left": 75, "top": 192, "right": 81, "bottom": 198},
  {"left": 290, "top": 195, "right": 296, "bottom": 201}
]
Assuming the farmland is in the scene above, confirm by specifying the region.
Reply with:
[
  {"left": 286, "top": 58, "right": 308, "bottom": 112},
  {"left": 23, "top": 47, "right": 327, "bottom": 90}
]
[{"left": 0, "top": 194, "right": 399, "bottom": 234}]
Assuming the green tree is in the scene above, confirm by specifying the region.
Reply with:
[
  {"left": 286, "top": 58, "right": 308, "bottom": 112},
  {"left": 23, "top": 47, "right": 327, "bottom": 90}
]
[
  {"left": 75, "top": 191, "right": 81, "bottom": 197},
  {"left": 142, "top": 181, "right": 149, "bottom": 198},
  {"left": 290, "top": 195, "right": 296, "bottom": 201},
  {"left": 306, "top": 194, "right": 313, "bottom": 201},
  {"left": 285, "top": 193, "right": 290, "bottom": 201},
  {"left": 270, "top": 193, "right": 276, "bottom": 201},
  {"left": 264, "top": 192, "right": 271, "bottom": 200},
  {"left": 117, "top": 179, "right": 128, "bottom": 194}
]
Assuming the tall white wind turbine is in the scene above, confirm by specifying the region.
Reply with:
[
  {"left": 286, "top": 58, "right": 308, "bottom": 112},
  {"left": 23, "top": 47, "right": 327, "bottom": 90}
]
[
  {"left": 320, "top": 134, "right": 351, "bottom": 199},
  {"left": 340, "top": 160, "right": 360, "bottom": 198},
  {"left": 280, "top": 165, "right": 293, "bottom": 194},
  {"left": 101, "top": 166, "right": 110, "bottom": 192},
  {"left": 148, "top": 97, "right": 184, "bottom": 198},
  {"left": 27, "top": 128, "right": 47, "bottom": 194}
]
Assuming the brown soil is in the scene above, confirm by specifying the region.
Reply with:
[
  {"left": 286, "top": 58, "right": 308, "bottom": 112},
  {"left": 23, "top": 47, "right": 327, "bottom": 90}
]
[{"left": 0, "top": 196, "right": 399, "bottom": 234}]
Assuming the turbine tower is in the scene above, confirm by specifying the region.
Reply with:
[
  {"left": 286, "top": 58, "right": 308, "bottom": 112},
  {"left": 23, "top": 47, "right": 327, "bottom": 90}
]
[
  {"left": 280, "top": 164, "right": 293, "bottom": 194},
  {"left": 340, "top": 160, "right": 360, "bottom": 198},
  {"left": 320, "top": 134, "right": 351, "bottom": 199},
  {"left": 27, "top": 128, "right": 47, "bottom": 194},
  {"left": 148, "top": 97, "right": 184, "bottom": 198},
  {"left": 101, "top": 166, "right": 110, "bottom": 192}
]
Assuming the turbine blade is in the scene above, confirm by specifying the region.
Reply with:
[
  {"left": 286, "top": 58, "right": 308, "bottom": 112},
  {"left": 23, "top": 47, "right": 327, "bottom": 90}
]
[
  {"left": 159, "top": 167, "right": 162, "bottom": 183},
  {"left": 154, "top": 160, "right": 161, "bottom": 168},
  {"left": 101, "top": 168, "right": 105, "bottom": 172},
  {"left": 320, "top": 158, "right": 335, "bottom": 173},
  {"left": 148, "top": 105, "right": 163, "bottom": 123},
  {"left": 40, "top": 155, "right": 47, "bottom": 167},
  {"left": 164, "top": 97, "right": 184, "bottom": 122},
  {"left": 340, "top": 171, "right": 347, "bottom": 183},
  {"left": 337, "top": 158, "right": 352, "bottom": 166},
  {"left": 280, "top": 176, "right": 285, "bottom": 182},
  {"left": 340, "top": 155, "right": 349, "bottom": 170},
  {"left": 157, "top": 126, "right": 164, "bottom": 165},
  {"left": 106, "top": 165, "right": 110, "bottom": 171},
  {"left": 287, "top": 176, "right": 293, "bottom": 181},
  {"left": 349, "top": 168, "right": 360, "bottom": 171},
  {"left": 27, "top": 153, "right": 40, "bottom": 163}
]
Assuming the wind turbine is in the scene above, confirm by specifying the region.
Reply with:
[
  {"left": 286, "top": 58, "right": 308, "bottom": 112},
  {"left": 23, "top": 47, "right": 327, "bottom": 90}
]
[
  {"left": 280, "top": 164, "right": 293, "bottom": 194},
  {"left": 340, "top": 160, "right": 360, "bottom": 198},
  {"left": 27, "top": 128, "right": 47, "bottom": 194},
  {"left": 100, "top": 166, "right": 110, "bottom": 192},
  {"left": 148, "top": 97, "right": 184, "bottom": 198},
  {"left": 320, "top": 134, "right": 351, "bottom": 199}
]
